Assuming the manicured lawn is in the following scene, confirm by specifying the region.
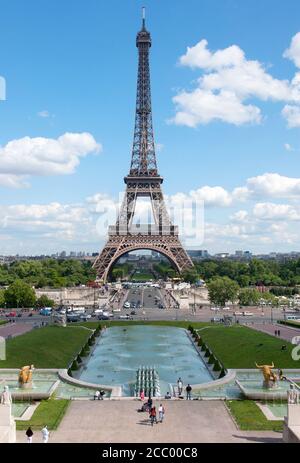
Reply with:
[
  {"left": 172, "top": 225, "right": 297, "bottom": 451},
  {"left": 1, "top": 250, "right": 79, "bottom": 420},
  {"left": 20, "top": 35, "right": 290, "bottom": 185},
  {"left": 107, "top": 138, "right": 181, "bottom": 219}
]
[
  {"left": 226, "top": 400, "right": 283, "bottom": 432},
  {"left": 0, "top": 326, "right": 90, "bottom": 368},
  {"left": 130, "top": 272, "right": 154, "bottom": 281},
  {"left": 0, "top": 320, "right": 8, "bottom": 326},
  {"left": 198, "top": 325, "right": 299, "bottom": 369},
  {"left": 16, "top": 399, "right": 69, "bottom": 430}
]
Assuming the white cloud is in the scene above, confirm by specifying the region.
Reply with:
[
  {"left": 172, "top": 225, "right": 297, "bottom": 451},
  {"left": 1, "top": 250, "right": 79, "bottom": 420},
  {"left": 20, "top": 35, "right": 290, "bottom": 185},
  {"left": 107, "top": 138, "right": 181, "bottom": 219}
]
[
  {"left": 243, "top": 173, "right": 300, "bottom": 199},
  {"left": 282, "top": 104, "right": 300, "bottom": 127},
  {"left": 253, "top": 202, "right": 300, "bottom": 221},
  {"left": 284, "top": 32, "right": 300, "bottom": 68},
  {"left": 284, "top": 143, "right": 293, "bottom": 151},
  {"left": 0, "top": 132, "right": 101, "bottom": 188},
  {"left": 172, "top": 35, "right": 300, "bottom": 127},
  {"left": 173, "top": 89, "right": 261, "bottom": 126},
  {"left": 189, "top": 185, "right": 232, "bottom": 207},
  {"left": 37, "top": 110, "right": 51, "bottom": 118}
]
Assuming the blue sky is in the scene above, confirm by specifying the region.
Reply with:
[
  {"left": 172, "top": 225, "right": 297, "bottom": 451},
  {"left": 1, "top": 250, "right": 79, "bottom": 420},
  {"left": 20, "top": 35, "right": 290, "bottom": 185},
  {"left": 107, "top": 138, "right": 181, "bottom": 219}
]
[{"left": 1, "top": 0, "right": 300, "bottom": 255}]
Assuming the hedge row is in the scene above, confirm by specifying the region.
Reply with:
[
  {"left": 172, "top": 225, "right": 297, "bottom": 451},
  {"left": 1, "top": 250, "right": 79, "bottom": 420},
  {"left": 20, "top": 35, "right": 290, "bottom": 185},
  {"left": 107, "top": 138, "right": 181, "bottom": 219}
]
[
  {"left": 68, "top": 324, "right": 102, "bottom": 376},
  {"left": 188, "top": 325, "right": 224, "bottom": 377}
]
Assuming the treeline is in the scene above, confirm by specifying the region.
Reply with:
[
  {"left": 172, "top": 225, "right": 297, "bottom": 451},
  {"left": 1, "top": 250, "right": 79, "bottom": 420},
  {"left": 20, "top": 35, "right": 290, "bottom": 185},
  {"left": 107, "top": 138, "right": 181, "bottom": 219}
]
[
  {"left": 0, "top": 259, "right": 96, "bottom": 288},
  {"left": 193, "top": 258, "right": 300, "bottom": 287}
]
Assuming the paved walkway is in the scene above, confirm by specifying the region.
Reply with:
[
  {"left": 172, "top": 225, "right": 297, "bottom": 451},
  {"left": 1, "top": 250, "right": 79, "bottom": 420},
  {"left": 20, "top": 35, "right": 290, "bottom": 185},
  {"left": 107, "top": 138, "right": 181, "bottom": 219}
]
[
  {"left": 16, "top": 400, "right": 281, "bottom": 443},
  {"left": 0, "top": 322, "right": 34, "bottom": 339},
  {"left": 250, "top": 322, "right": 300, "bottom": 343}
]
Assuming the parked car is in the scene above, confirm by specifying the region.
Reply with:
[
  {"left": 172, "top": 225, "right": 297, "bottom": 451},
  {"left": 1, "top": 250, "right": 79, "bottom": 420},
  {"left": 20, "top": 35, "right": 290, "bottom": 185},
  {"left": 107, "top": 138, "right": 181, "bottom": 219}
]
[
  {"left": 79, "top": 314, "right": 91, "bottom": 321},
  {"left": 67, "top": 313, "right": 80, "bottom": 322},
  {"left": 243, "top": 311, "right": 254, "bottom": 316},
  {"left": 130, "top": 310, "right": 136, "bottom": 315},
  {"left": 211, "top": 317, "right": 222, "bottom": 322},
  {"left": 6, "top": 311, "right": 16, "bottom": 317},
  {"left": 123, "top": 301, "right": 130, "bottom": 309},
  {"left": 97, "top": 315, "right": 109, "bottom": 320},
  {"left": 119, "top": 314, "right": 130, "bottom": 319},
  {"left": 39, "top": 308, "right": 52, "bottom": 316}
]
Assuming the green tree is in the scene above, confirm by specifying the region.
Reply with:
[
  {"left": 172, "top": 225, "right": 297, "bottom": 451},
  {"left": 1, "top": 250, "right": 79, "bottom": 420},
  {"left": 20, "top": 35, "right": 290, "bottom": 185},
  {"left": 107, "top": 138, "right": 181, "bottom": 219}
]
[
  {"left": 207, "top": 276, "right": 239, "bottom": 307},
  {"left": 35, "top": 295, "right": 55, "bottom": 308},
  {"left": 4, "top": 280, "right": 36, "bottom": 308},
  {"left": 239, "top": 288, "right": 260, "bottom": 306},
  {"left": 0, "top": 290, "right": 5, "bottom": 307},
  {"left": 182, "top": 270, "right": 199, "bottom": 284}
]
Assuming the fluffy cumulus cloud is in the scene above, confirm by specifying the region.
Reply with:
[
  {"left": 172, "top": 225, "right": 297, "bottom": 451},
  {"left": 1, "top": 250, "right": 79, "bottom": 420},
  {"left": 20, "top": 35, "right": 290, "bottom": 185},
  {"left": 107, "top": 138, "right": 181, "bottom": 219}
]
[
  {"left": 253, "top": 202, "right": 300, "bottom": 221},
  {"left": 282, "top": 104, "right": 300, "bottom": 127},
  {"left": 171, "top": 34, "right": 300, "bottom": 127},
  {"left": 3, "top": 172, "right": 300, "bottom": 253},
  {"left": 284, "top": 32, "right": 300, "bottom": 68},
  {"left": 239, "top": 173, "right": 300, "bottom": 200},
  {"left": 0, "top": 132, "right": 101, "bottom": 188}
]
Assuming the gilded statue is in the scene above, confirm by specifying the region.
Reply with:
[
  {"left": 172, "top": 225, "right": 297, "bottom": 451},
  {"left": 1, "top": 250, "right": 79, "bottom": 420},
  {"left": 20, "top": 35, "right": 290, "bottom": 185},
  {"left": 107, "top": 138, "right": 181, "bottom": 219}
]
[
  {"left": 18, "top": 365, "right": 34, "bottom": 385},
  {"left": 255, "top": 362, "right": 277, "bottom": 387}
]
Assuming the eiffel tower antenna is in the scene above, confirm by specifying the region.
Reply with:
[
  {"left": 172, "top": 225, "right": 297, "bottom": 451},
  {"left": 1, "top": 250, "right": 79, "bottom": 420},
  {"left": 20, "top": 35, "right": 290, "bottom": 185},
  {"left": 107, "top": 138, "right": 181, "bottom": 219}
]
[{"left": 93, "top": 11, "right": 194, "bottom": 282}]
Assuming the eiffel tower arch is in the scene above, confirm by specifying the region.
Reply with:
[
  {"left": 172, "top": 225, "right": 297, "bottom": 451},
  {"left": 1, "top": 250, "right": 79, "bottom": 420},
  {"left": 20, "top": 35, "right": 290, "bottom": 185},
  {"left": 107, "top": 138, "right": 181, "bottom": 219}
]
[{"left": 93, "top": 9, "right": 194, "bottom": 282}]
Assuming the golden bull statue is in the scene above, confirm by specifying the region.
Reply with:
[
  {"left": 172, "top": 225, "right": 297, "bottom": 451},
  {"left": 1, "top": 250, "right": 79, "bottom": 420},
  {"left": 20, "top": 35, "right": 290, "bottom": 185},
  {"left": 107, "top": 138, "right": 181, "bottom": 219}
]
[
  {"left": 18, "top": 365, "right": 34, "bottom": 385},
  {"left": 255, "top": 362, "right": 277, "bottom": 387}
]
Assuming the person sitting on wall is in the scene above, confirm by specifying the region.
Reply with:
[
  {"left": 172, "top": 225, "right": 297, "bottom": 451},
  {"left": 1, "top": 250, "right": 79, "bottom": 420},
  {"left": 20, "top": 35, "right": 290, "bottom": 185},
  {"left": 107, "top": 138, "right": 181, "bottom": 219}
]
[
  {"left": 164, "top": 391, "right": 171, "bottom": 399},
  {"left": 93, "top": 390, "right": 100, "bottom": 400},
  {"left": 99, "top": 390, "right": 105, "bottom": 399}
]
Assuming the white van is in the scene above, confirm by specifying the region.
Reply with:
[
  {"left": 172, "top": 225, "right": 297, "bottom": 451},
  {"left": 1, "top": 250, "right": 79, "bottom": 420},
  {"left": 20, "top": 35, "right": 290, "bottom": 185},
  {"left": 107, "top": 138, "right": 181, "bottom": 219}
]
[{"left": 72, "top": 307, "right": 86, "bottom": 314}]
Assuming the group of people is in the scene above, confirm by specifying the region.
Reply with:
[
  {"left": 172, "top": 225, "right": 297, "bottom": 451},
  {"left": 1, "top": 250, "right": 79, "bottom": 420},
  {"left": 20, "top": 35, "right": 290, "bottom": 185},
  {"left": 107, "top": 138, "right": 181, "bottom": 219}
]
[
  {"left": 177, "top": 377, "right": 193, "bottom": 400},
  {"left": 139, "top": 395, "right": 165, "bottom": 426},
  {"left": 274, "top": 329, "right": 281, "bottom": 337},
  {"left": 25, "top": 425, "right": 49, "bottom": 443},
  {"left": 93, "top": 390, "right": 105, "bottom": 400}
]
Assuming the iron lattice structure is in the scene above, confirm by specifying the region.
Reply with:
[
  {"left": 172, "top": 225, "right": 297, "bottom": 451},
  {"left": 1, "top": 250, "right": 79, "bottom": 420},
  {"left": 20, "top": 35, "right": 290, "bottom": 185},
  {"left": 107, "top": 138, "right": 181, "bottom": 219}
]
[{"left": 93, "top": 13, "right": 194, "bottom": 282}]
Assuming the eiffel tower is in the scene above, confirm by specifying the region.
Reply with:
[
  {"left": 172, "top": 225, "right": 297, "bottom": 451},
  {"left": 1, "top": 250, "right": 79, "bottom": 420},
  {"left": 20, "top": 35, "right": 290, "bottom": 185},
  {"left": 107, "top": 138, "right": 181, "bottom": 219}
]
[{"left": 93, "top": 9, "right": 193, "bottom": 282}]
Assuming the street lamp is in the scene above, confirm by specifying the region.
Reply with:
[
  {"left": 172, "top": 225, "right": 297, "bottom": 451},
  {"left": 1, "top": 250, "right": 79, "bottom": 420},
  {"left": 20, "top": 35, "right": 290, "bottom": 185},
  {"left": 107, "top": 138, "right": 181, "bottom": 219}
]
[{"left": 271, "top": 305, "right": 274, "bottom": 324}]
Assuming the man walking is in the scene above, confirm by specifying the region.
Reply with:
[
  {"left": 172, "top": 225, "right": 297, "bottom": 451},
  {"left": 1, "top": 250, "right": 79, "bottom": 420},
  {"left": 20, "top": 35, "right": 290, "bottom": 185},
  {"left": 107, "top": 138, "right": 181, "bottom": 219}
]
[
  {"left": 41, "top": 425, "right": 49, "bottom": 443},
  {"left": 25, "top": 426, "right": 33, "bottom": 443},
  {"left": 186, "top": 384, "right": 192, "bottom": 400},
  {"left": 177, "top": 377, "right": 183, "bottom": 396},
  {"left": 158, "top": 404, "right": 165, "bottom": 423},
  {"left": 149, "top": 406, "right": 158, "bottom": 426}
]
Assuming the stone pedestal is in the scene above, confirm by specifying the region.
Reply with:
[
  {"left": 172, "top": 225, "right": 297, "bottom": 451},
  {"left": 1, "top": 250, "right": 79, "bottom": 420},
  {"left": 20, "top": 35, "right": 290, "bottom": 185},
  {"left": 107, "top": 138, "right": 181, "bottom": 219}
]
[
  {"left": 179, "top": 295, "right": 189, "bottom": 310},
  {"left": 0, "top": 405, "right": 16, "bottom": 443},
  {"left": 283, "top": 404, "right": 300, "bottom": 443},
  {"left": 263, "top": 380, "right": 277, "bottom": 389},
  {"left": 19, "top": 381, "right": 33, "bottom": 389}
]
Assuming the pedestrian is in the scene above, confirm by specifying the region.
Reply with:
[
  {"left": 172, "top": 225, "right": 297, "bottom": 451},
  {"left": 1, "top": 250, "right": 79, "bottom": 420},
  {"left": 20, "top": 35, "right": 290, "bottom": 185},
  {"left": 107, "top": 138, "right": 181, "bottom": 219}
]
[
  {"left": 41, "top": 425, "right": 49, "bottom": 443},
  {"left": 94, "top": 390, "right": 100, "bottom": 400},
  {"left": 186, "top": 384, "right": 192, "bottom": 400},
  {"left": 158, "top": 404, "right": 165, "bottom": 423},
  {"left": 149, "top": 406, "right": 158, "bottom": 426},
  {"left": 278, "top": 329, "right": 281, "bottom": 337},
  {"left": 140, "top": 389, "right": 145, "bottom": 401},
  {"left": 275, "top": 330, "right": 278, "bottom": 336},
  {"left": 25, "top": 426, "right": 33, "bottom": 443},
  {"left": 177, "top": 377, "right": 183, "bottom": 396}
]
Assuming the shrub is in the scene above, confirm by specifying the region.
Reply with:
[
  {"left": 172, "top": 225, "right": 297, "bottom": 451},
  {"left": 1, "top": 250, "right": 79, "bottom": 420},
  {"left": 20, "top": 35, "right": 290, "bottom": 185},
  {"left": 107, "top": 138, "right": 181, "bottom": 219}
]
[
  {"left": 77, "top": 355, "right": 82, "bottom": 364},
  {"left": 219, "top": 368, "right": 226, "bottom": 378},
  {"left": 197, "top": 338, "right": 203, "bottom": 347},
  {"left": 208, "top": 354, "right": 215, "bottom": 364},
  {"left": 71, "top": 360, "right": 79, "bottom": 371},
  {"left": 205, "top": 348, "right": 211, "bottom": 357},
  {"left": 213, "top": 360, "right": 221, "bottom": 372}
]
